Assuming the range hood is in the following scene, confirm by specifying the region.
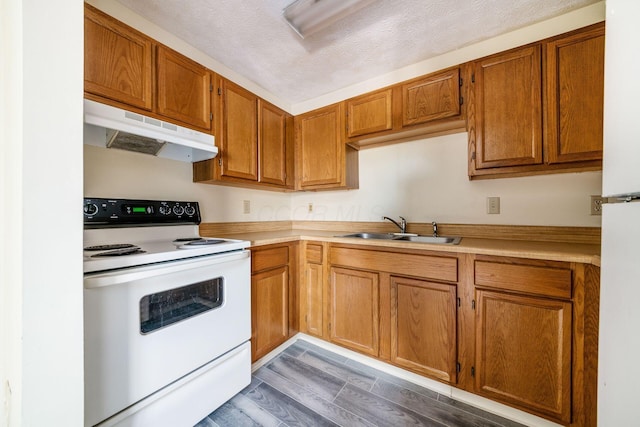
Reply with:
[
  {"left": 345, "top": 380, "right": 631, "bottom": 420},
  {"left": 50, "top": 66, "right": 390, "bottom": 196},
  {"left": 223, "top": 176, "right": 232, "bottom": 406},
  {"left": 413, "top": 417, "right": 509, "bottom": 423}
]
[{"left": 83, "top": 99, "right": 217, "bottom": 162}]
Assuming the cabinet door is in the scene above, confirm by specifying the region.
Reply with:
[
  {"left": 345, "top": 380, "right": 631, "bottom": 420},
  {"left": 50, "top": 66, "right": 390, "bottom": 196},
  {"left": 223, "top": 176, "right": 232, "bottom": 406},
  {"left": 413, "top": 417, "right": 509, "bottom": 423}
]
[
  {"left": 300, "top": 243, "right": 324, "bottom": 338},
  {"left": 545, "top": 24, "right": 604, "bottom": 164},
  {"left": 252, "top": 266, "right": 289, "bottom": 361},
  {"left": 296, "top": 103, "right": 345, "bottom": 189},
  {"left": 473, "top": 45, "right": 543, "bottom": 169},
  {"left": 346, "top": 89, "right": 393, "bottom": 138},
  {"left": 219, "top": 79, "right": 258, "bottom": 181},
  {"left": 84, "top": 4, "right": 153, "bottom": 110},
  {"left": 156, "top": 45, "right": 212, "bottom": 130},
  {"left": 329, "top": 267, "right": 379, "bottom": 357},
  {"left": 390, "top": 276, "right": 457, "bottom": 383},
  {"left": 475, "top": 289, "right": 571, "bottom": 424},
  {"left": 258, "top": 100, "right": 288, "bottom": 186},
  {"left": 402, "top": 68, "right": 461, "bottom": 127}
]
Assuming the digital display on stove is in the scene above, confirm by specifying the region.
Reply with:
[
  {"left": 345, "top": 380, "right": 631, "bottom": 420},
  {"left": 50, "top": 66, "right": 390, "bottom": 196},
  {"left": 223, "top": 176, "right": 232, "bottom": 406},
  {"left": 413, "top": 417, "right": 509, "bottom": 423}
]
[
  {"left": 132, "top": 207, "right": 147, "bottom": 213},
  {"left": 123, "top": 204, "right": 153, "bottom": 215}
]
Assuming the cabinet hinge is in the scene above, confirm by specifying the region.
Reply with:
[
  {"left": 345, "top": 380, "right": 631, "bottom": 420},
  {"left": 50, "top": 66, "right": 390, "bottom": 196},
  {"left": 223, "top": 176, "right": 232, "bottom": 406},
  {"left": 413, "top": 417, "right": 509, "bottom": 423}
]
[
  {"left": 456, "top": 362, "right": 461, "bottom": 373},
  {"left": 472, "top": 299, "right": 476, "bottom": 310},
  {"left": 459, "top": 96, "right": 464, "bottom": 106},
  {"left": 328, "top": 322, "right": 331, "bottom": 332},
  {"left": 459, "top": 77, "right": 463, "bottom": 86},
  {"left": 471, "top": 73, "right": 475, "bottom": 83},
  {"left": 210, "top": 112, "right": 213, "bottom": 121},
  {"left": 471, "top": 366, "right": 475, "bottom": 377},
  {"left": 305, "top": 314, "right": 308, "bottom": 325},
  {"left": 457, "top": 297, "right": 461, "bottom": 308},
  {"left": 471, "top": 152, "right": 476, "bottom": 160},
  {"left": 209, "top": 83, "right": 213, "bottom": 92},
  {"left": 218, "top": 88, "right": 222, "bottom": 96},
  {"left": 218, "top": 157, "right": 222, "bottom": 167}
]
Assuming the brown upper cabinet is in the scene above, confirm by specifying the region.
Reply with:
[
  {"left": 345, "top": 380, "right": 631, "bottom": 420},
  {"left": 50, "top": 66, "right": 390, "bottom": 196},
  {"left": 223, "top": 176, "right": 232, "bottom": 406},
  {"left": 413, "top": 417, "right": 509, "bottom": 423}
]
[
  {"left": 156, "top": 45, "right": 212, "bottom": 131},
  {"left": 193, "top": 77, "right": 293, "bottom": 190},
  {"left": 344, "top": 66, "right": 467, "bottom": 148},
  {"left": 295, "top": 103, "right": 359, "bottom": 190},
  {"left": 84, "top": 4, "right": 153, "bottom": 111},
  {"left": 468, "top": 22, "right": 604, "bottom": 179},
  {"left": 84, "top": 4, "right": 213, "bottom": 132}
]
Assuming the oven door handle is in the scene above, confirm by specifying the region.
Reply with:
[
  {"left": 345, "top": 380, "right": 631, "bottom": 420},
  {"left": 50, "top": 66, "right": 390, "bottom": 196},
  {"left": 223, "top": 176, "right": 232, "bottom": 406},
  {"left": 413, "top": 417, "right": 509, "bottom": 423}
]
[{"left": 84, "top": 250, "right": 249, "bottom": 289}]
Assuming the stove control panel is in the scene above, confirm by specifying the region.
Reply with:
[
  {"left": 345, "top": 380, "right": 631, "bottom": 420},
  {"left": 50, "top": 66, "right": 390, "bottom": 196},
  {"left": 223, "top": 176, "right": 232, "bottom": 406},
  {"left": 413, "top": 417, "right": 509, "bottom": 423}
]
[{"left": 84, "top": 198, "right": 201, "bottom": 228}]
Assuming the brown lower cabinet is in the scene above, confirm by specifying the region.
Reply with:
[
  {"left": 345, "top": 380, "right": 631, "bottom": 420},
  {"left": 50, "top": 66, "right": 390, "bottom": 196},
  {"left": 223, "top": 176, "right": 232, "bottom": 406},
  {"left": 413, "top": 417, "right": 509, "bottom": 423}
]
[
  {"left": 296, "top": 242, "right": 599, "bottom": 426},
  {"left": 250, "top": 243, "right": 298, "bottom": 362}
]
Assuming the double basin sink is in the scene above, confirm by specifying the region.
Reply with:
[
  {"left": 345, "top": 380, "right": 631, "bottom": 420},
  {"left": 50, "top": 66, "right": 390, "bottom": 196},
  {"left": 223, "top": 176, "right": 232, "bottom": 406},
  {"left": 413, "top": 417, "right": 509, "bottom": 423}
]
[{"left": 337, "top": 232, "right": 462, "bottom": 245}]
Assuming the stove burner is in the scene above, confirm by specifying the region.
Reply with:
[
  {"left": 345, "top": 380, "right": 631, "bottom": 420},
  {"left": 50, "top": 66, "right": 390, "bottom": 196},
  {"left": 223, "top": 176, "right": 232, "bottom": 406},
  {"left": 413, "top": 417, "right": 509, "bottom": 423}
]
[
  {"left": 84, "top": 243, "right": 137, "bottom": 251},
  {"left": 179, "top": 239, "right": 226, "bottom": 247},
  {"left": 173, "top": 237, "right": 204, "bottom": 243},
  {"left": 91, "top": 247, "right": 146, "bottom": 257}
]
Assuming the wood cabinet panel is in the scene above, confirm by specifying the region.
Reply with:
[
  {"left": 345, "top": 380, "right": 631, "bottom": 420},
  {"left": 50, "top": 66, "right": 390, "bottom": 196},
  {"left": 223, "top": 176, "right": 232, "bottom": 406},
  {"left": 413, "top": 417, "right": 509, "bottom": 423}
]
[
  {"left": 259, "top": 100, "right": 289, "bottom": 186},
  {"left": 330, "top": 246, "right": 457, "bottom": 283},
  {"left": 402, "top": 68, "right": 461, "bottom": 127},
  {"left": 329, "top": 267, "right": 379, "bottom": 356},
  {"left": 300, "top": 242, "right": 325, "bottom": 338},
  {"left": 251, "top": 265, "right": 289, "bottom": 361},
  {"left": 475, "top": 289, "right": 572, "bottom": 424},
  {"left": 156, "top": 45, "right": 211, "bottom": 130},
  {"left": 296, "top": 103, "right": 344, "bottom": 188},
  {"left": 346, "top": 89, "right": 393, "bottom": 138},
  {"left": 473, "top": 45, "right": 543, "bottom": 170},
  {"left": 252, "top": 246, "right": 289, "bottom": 272},
  {"left": 84, "top": 4, "right": 153, "bottom": 111},
  {"left": 545, "top": 24, "right": 604, "bottom": 164},
  {"left": 390, "top": 276, "right": 457, "bottom": 382},
  {"left": 474, "top": 260, "right": 572, "bottom": 299},
  {"left": 218, "top": 79, "right": 258, "bottom": 181}
]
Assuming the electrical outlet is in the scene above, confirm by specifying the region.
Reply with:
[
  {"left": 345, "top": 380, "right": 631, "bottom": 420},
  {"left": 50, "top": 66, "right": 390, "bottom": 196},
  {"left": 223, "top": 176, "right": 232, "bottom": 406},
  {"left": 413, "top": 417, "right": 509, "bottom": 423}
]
[
  {"left": 487, "top": 197, "right": 500, "bottom": 214},
  {"left": 243, "top": 200, "right": 250, "bottom": 214},
  {"left": 591, "top": 195, "right": 605, "bottom": 215},
  {"left": 308, "top": 203, "right": 313, "bottom": 213}
]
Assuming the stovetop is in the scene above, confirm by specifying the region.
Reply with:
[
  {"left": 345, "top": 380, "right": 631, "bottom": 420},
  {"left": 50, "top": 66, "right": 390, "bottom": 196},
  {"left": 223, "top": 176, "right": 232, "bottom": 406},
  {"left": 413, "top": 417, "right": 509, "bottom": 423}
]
[{"left": 83, "top": 198, "right": 249, "bottom": 274}]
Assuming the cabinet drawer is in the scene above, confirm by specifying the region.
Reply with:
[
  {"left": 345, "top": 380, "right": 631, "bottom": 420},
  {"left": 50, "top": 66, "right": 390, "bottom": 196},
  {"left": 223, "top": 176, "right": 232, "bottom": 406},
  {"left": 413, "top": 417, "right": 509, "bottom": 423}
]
[
  {"left": 475, "top": 260, "right": 572, "bottom": 299},
  {"left": 252, "top": 246, "right": 289, "bottom": 272},
  {"left": 330, "top": 247, "right": 457, "bottom": 283},
  {"left": 305, "top": 243, "right": 323, "bottom": 264}
]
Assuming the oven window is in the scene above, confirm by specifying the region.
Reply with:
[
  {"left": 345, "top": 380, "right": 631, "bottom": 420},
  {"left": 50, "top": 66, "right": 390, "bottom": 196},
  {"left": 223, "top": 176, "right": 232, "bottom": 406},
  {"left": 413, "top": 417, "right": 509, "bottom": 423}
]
[{"left": 140, "top": 278, "right": 224, "bottom": 334}]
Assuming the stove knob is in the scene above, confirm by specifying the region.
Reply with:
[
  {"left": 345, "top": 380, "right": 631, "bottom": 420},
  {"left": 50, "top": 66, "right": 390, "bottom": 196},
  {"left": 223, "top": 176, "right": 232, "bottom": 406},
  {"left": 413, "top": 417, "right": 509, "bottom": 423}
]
[
  {"left": 184, "top": 205, "right": 196, "bottom": 216},
  {"left": 159, "top": 205, "right": 171, "bottom": 215},
  {"left": 84, "top": 203, "right": 98, "bottom": 216},
  {"left": 173, "top": 205, "right": 185, "bottom": 216}
]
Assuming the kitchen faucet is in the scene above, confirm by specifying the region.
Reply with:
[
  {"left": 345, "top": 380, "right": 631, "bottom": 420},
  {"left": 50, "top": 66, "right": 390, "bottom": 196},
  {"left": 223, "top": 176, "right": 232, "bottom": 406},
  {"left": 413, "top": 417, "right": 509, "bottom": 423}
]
[{"left": 383, "top": 216, "right": 407, "bottom": 234}]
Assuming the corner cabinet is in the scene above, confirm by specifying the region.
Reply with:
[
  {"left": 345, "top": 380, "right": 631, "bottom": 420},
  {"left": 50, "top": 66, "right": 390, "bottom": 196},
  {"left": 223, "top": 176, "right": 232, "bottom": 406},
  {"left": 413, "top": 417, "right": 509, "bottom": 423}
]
[
  {"left": 193, "top": 77, "right": 293, "bottom": 190},
  {"left": 251, "top": 243, "right": 298, "bottom": 362},
  {"left": 295, "top": 103, "right": 359, "bottom": 190},
  {"left": 468, "top": 23, "right": 604, "bottom": 179},
  {"left": 84, "top": 4, "right": 153, "bottom": 111}
]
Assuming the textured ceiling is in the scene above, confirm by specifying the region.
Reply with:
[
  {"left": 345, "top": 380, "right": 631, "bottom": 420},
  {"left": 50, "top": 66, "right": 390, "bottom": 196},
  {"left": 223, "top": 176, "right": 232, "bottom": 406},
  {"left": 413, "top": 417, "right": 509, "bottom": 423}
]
[{"left": 116, "top": 0, "right": 599, "bottom": 105}]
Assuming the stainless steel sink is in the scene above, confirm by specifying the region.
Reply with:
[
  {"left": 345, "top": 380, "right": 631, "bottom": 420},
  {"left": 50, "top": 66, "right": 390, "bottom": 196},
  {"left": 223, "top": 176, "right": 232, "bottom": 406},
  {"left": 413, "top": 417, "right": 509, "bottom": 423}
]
[
  {"left": 339, "top": 232, "right": 397, "bottom": 239},
  {"left": 337, "top": 232, "right": 462, "bottom": 245}
]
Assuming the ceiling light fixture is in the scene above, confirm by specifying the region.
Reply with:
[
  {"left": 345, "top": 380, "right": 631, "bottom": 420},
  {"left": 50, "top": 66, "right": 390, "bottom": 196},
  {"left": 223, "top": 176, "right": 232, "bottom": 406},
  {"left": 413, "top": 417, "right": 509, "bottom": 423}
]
[{"left": 283, "top": 0, "right": 376, "bottom": 38}]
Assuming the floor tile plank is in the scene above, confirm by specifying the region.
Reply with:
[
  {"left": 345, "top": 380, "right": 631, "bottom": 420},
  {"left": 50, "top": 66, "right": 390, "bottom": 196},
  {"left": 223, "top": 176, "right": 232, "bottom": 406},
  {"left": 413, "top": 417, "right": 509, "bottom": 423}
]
[
  {"left": 298, "top": 349, "right": 377, "bottom": 391},
  {"left": 436, "top": 395, "right": 528, "bottom": 427},
  {"left": 334, "top": 383, "right": 447, "bottom": 427},
  {"left": 255, "top": 366, "right": 376, "bottom": 427},
  {"left": 246, "top": 382, "right": 339, "bottom": 427},
  {"left": 266, "top": 353, "right": 346, "bottom": 400}
]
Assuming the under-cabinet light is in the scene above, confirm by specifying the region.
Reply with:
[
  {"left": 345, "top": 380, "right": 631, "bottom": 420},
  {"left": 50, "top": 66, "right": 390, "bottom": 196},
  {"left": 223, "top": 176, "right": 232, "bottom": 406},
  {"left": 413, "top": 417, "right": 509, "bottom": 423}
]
[{"left": 283, "top": 0, "right": 376, "bottom": 38}]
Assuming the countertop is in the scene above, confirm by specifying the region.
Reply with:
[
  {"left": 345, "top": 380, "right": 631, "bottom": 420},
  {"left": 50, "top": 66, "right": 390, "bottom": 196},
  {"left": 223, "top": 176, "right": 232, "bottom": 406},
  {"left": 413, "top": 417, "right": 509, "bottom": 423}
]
[{"left": 207, "top": 229, "right": 601, "bottom": 266}]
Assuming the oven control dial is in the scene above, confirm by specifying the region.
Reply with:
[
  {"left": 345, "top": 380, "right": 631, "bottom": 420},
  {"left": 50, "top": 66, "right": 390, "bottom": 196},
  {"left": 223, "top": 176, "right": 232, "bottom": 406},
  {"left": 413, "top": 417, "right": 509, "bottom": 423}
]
[
  {"left": 159, "top": 205, "right": 171, "bottom": 215},
  {"left": 172, "top": 205, "right": 185, "bottom": 216},
  {"left": 184, "top": 205, "right": 196, "bottom": 216},
  {"left": 83, "top": 202, "right": 99, "bottom": 216}
]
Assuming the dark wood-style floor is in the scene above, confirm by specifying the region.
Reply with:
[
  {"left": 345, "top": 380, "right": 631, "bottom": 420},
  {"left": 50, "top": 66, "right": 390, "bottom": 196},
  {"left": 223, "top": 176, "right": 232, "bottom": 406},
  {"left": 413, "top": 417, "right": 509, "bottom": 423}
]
[{"left": 195, "top": 340, "right": 526, "bottom": 427}]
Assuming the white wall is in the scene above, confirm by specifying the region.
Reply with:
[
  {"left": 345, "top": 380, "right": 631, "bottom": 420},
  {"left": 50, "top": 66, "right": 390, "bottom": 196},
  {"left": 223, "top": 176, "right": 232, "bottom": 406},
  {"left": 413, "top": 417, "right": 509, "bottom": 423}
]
[
  {"left": 1, "top": 0, "right": 84, "bottom": 426},
  {"left": 292, "top": 134, "right": 602, "bottom": 226}
]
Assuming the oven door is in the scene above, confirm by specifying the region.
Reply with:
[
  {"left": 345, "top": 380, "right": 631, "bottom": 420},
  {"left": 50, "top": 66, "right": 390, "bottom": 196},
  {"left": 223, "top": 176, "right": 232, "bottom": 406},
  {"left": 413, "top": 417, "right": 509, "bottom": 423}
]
[{"left": 84, "top": 250, "right": 250, "bottom": 427}]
